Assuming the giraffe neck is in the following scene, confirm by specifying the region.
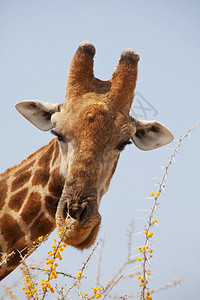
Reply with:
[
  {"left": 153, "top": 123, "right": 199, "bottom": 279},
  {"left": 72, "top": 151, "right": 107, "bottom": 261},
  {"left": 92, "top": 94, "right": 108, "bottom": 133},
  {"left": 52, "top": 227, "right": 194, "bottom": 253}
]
[{"left": 0, "top": 139, "right": 64, "bottom": 280}]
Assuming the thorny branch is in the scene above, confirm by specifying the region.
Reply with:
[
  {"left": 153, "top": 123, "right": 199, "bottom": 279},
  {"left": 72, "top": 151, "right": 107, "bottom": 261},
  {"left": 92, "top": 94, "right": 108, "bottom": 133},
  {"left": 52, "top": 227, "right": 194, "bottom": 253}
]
[
  {"left": 41, "top": 220, "right": 76, "bottom": 300},
  {"left": 139, "top": 120, "right": 200, "bottom": 300},
  {"left": 96, "top": 237, "right": 105, "bottom": 287},
  {"left": 0, "top": 251, "right": 15, "bottom": 267},
  {"left": 29, "top": 266, "right": 76, "bottom": 279},
  {"left": 64, "top": 242, "right": 99, "bottom": 298}
]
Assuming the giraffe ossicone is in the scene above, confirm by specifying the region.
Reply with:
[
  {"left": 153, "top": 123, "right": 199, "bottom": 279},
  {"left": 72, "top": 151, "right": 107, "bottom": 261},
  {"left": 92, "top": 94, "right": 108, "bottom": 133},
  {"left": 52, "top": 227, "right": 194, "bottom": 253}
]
[{"left": 0, "top": 41, "right": 173, "bottom": 280}]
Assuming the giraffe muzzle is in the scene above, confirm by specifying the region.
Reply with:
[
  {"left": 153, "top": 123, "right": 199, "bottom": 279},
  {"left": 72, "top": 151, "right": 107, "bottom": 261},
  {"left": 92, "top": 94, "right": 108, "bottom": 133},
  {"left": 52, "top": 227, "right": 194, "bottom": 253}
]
[
  {"left": 64, "top": 201, "right": 91, "bottom": 223},
  {"left": 55, "top": 192, "right": 101, "bottom": 249}
]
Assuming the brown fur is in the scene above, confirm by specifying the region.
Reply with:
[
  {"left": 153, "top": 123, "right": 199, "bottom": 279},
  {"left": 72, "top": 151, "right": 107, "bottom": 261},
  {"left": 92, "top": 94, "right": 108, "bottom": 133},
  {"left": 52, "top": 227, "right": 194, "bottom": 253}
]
[
  {"left": 0, "top": 180, "right": 8, "bottom": 211},
  {"left": 21, "top": 192, "right": 42, "bottom": 225},
  {"left": 30, "top": 213, "right": 54, "bottom": 242},
  {"left": 0, "top": 139, "right": 62, "bottom": 280},
  {"left": 32, "top": 168, "right": 50, "bottom": 187},
  {"left": 48, "top": 167, "right": 64, "bottom": 198},
  {"left": 0, "top": 214, "right": 24, "bottom": 251},
  {"left": 45, "top": 195, "right": 59, "bottom": 217},
  {"left": 11, "top": 171, "right": 32, "bottom": 192},
  {"left": 9, "top": 188, "right": 29, "bottom": 211}
]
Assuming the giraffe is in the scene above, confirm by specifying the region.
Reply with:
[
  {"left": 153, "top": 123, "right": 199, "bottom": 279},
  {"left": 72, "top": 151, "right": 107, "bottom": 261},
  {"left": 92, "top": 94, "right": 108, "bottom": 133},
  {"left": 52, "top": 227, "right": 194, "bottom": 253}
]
[{"left": 0, "top": 41, "right": 173, "bottom": 280}]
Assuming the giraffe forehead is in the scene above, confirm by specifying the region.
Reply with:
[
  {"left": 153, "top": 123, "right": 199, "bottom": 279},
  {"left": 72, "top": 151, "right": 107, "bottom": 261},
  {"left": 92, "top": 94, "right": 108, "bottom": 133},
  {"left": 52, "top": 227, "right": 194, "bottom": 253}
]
[
  {"left": 52, "top": 103, "right": 133, "bottom": 148},
  {"left": 54, "top": 102, "right": 115, "bottom": 133}
]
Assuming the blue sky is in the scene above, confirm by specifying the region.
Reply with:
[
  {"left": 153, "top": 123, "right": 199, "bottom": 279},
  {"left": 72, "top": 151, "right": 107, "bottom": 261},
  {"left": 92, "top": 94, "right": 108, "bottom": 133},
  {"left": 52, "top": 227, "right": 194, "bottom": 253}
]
[{"left": 0, "top": 1, "right": 200, "bottom": 299}]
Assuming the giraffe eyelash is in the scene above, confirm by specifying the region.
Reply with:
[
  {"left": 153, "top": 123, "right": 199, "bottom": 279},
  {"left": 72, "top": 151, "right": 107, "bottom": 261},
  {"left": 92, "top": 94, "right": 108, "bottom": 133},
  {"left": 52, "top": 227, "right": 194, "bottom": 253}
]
[
  {"left": 51, "top": 130, "right": 64, "bottom": 141},
  {"left": 116, "top": 139, "right": 132, "bottom": 151}
]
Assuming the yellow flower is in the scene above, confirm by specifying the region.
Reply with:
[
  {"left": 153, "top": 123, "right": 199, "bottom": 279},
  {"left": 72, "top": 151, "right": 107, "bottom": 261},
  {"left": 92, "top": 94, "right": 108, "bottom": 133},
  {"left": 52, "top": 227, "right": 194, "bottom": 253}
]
[
  {"left": 38, "top": 236, "right": 43, "bottom": 242},
  {"left": 139, "top": 283, "right": 143, "bottom": 287},
  {"left": 40, "top": 279, "right": 45, "bottom": 285},
  {"left": 84, "top": 292, "right": 88, "bottom": 297},
  {"left": 149, "top": 249, "right": 153, "bottom": 253},
  {"left": 77, "top": 275, "right": 81, "bottom": 279},
  {"left": 147, "top": 271, "right": 151, "bottom": 275},
  {"left": 21, "top": 286, "right": 26, "bottom": 291},
  {"left": 147, "top": 232, "right": 153, "bottom": 238},
  {"left": 144, "top": 230, "right": 148, "bottom": 235},
  {"left": 156, "top": 191, "right": 160, "bottom": 196},
  {"left": 137, "top": 257, "right": 141, "bottom": 262},
  {"left": 150, "top": 192, "right": 154, "bottom": 196}
]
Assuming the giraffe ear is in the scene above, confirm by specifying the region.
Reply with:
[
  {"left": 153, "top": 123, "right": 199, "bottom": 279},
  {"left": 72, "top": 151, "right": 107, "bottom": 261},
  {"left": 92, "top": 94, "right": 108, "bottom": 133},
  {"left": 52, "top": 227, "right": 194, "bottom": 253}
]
[
  {"left": 15, "top": 100, "right": 62, "bottom": 131},
  {"left": 131, "top": 118, "right": 174, "bottom": 151}
]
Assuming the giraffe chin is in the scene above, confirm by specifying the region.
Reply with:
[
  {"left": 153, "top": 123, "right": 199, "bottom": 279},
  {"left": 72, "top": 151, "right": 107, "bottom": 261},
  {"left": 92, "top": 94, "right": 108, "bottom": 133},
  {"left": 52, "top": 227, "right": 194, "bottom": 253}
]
[{"left": 56, "top": 215, "right": 101, "bottom": 250}]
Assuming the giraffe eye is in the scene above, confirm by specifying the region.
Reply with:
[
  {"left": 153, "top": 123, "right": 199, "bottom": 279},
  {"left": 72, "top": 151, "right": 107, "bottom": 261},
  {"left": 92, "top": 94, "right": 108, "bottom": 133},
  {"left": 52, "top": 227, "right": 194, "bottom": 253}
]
[
  {"left": 51, "top": 130, "right": 64, "bottom": 141},
  {"left": 116, "top": 139, "right": 132, "bottom": 151}
]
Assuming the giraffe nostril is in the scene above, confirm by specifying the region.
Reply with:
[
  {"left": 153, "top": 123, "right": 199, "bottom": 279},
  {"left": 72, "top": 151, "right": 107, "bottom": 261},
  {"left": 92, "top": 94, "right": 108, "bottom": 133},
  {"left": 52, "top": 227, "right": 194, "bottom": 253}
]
[
  {"left": 64, "top": 202, "right": 90, "bottom": 223},
  {"left": 79, "top": 203, "right": 90, "bottom": 222},
  {"left": 63, "top": 202, "right": 68, "bottom": 219}
]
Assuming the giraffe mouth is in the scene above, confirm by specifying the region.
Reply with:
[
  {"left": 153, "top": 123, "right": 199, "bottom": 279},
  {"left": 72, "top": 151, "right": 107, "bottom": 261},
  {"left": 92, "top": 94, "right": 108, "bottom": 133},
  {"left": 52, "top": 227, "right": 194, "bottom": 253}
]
[
  {"left": 73, "top": 220, "right": 101, "bottom": 249},
  {"left": 55, "top": 196, "right": 101, "bottom": 249}
]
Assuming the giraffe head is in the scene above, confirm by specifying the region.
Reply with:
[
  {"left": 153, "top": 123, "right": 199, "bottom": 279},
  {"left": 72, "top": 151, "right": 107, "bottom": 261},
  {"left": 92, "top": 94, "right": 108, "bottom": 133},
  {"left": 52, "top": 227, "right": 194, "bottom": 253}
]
[{"left": 15, "top": 41, "right": 173, "bottom": 249}]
